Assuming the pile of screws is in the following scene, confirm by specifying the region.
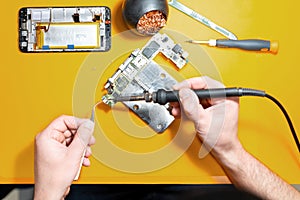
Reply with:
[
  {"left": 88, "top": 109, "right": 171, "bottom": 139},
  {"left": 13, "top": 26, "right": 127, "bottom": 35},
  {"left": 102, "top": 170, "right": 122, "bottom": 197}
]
[{"left": 136, "top": 10, "right": 167, "bottom": 35}]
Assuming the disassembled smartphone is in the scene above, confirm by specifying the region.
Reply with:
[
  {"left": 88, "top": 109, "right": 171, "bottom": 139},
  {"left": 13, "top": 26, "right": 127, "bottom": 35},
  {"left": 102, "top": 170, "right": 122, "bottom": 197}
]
[
  {"left": 103, "top": 33, "right": 189, "bottom": 133},
  {"left": 18, "top": 6, "right": 111, "bottom": 52}
]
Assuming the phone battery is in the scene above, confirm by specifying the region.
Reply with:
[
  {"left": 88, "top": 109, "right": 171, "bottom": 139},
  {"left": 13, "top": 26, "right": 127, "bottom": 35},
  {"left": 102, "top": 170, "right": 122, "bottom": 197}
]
[{"left": 36, "top": 22, "right": 100, "bottom": 49}]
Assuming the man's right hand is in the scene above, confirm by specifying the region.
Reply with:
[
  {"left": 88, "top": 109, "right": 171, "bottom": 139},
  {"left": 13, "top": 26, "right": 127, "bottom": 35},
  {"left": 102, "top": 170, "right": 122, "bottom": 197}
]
[{"left": 171, "top": 76, "right": 242, "bottom": 158}]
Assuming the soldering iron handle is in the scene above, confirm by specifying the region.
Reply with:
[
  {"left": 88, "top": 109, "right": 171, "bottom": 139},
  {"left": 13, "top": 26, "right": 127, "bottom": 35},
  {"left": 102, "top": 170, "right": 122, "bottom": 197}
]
[
  {"left": 154, "top": 88, "right": 240, "bottom": 105},
  {"left": 153, "top": 88, "right": 266, "bottom": 105}
]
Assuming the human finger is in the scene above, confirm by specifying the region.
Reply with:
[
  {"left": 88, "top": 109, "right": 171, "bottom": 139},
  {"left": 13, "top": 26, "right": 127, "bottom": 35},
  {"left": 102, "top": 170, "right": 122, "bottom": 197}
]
[
  {"left": 85, "top": 146, "right": 92, "bottom": 157},
  {"left": 172, "top": 81, "right": 194, "bottom": 117},
  {"left": 69, "top": 120, "right": 94, "bottom": 156},
  {"left": 173, "top": 77, "right": 212, "bottom": 116},
  {"left": 172, "top": 78, "right": 206, "bottom": 117},
  {"left": 185, "top": 76, "right": 224, "bottom": 90},
  {"left": 82, "top": 157, "right": 91, "bottom": 167},
  {"left": 88, "top": 135, "right": 96, "bottom": 146},
  {"left": 174, "top": 76, "right": 215, "bottom": 91},
  {"left": 186, "top": 76, "right": 227, "bottom": 105},
  {"left": 178, "top": 88, "right": 204, "bottom": 123},
  {"left": 63, "top": 129, "right": 73, "bottom": 138},
  {"left": 169, "top": 102, "right": 181, "bottom": 117},
  {"left": 51, "top": 130, "right": 66, "bottom": 143},
  {"left": 173, "top": 77, "right": 215, "bottom": 107},
  {"left": 171, "top": 106, "right": 181, "bottom": 117},
  {"left": 49, "top": 115, "right": 87, "bottom": 133},
  {"left": 173, "top": 80, "right": 190, "bottom": 90}
]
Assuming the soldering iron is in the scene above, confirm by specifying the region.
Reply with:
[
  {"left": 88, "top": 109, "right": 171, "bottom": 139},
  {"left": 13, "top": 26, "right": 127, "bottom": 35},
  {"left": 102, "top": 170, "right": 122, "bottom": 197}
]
[{"left": 107, "top": 88, "right": 300, "bottom": 153}]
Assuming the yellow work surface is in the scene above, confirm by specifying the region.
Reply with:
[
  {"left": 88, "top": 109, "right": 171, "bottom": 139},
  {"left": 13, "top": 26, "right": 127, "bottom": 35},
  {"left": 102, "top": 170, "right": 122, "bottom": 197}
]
[{"left": 0, "top": 0, "right": 299, "bottom": 184}]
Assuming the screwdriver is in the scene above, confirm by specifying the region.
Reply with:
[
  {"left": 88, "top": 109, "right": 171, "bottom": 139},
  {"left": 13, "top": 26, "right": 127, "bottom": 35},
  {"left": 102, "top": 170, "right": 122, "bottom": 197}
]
[{"left": 186, "top": 39, "right": 279, "bottom": 53}]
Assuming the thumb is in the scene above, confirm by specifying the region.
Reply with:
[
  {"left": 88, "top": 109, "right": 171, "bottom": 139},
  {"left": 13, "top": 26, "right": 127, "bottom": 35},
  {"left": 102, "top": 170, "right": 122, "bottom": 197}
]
[
  {"left": 179, "top": 88, "right": 204, "bottom": 124},
  {"left": 69, "top": 120, "right": 94, "bottom": 155}
]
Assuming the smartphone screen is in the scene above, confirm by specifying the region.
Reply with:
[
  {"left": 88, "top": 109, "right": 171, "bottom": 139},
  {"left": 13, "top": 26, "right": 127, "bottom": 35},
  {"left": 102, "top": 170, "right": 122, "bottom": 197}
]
[{"left": 18, "top": 6, "right": 111, "bottom": 53}]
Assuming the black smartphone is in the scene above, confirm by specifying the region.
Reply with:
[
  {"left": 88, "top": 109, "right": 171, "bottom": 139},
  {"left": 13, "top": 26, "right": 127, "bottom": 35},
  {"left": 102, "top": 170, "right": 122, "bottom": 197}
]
[{"left": 18, "top": 6, "right": 111, "bottom": 53}]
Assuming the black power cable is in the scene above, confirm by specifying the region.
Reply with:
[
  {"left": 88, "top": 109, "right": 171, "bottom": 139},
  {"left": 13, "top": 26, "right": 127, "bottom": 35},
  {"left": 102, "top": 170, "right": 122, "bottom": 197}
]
[{"left": 264, "top": 94, "right": 300, "bottom": 153}]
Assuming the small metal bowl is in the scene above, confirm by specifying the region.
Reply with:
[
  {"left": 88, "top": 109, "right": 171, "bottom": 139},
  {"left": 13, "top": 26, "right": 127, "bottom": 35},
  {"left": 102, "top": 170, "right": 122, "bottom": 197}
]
[{"left": 122, "top": 0, "right": 169, "bottom": 36}]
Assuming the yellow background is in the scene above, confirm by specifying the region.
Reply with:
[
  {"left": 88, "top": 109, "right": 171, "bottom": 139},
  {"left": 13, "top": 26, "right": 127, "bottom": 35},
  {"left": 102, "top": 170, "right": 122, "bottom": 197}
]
[{"left": 0, "top": 0, "right": 299, "bottom": 184}]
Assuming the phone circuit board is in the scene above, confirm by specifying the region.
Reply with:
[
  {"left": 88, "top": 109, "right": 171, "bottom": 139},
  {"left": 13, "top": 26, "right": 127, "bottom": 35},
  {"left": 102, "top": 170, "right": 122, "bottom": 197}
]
[
  {"left": 19, "top": 6, "right": 111, "bottom": 52},
  {"left": 103, "top": 33, "right": 189, "bottom": 133}
]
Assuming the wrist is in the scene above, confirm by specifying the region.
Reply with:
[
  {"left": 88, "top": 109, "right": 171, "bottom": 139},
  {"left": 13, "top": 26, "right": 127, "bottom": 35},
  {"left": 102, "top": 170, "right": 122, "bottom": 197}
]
[
  {"left": 34, "top": 181, "right": 67, "bottom": 200},
  {"left": 211, "top": 141, "right": 246, "bottom": 170}
]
